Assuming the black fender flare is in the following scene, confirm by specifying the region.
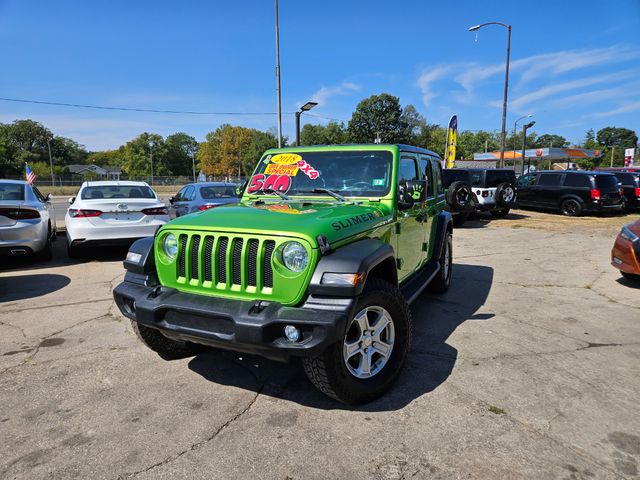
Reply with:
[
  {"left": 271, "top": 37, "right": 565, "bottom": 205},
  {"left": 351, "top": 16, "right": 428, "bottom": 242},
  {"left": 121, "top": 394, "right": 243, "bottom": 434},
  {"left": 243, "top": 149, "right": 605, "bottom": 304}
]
[
  {"left": 308, "top": 238, "right": 395, "bottom": 297},
  {"left": 432, "top": 211, "right": 453, "bottom": 260}
]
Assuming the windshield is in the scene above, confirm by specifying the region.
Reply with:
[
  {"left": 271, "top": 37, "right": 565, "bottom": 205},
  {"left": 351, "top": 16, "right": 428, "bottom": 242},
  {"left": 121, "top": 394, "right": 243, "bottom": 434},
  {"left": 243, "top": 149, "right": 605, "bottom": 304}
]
[
  {"left": 247, "top": 151, "right": 393, "bottom": 198},
  {"left": 200, "top": 185, "right": 236, "bottom": 199},
  {"left": 0, "top": 183, "right": 25, "bottom": 201},
  {"left": 81, "top": 185, "right": 156, "bottom": 200}
]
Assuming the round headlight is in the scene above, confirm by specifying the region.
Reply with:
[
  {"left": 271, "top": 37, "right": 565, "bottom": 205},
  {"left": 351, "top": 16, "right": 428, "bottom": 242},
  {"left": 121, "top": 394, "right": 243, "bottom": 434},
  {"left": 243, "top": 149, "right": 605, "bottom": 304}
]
[
  {"left": 281, "top": 241, "right": 308, "bottom": 272},
  {"left": 163, "top": 233, "right": 178, "bottom": 259}
]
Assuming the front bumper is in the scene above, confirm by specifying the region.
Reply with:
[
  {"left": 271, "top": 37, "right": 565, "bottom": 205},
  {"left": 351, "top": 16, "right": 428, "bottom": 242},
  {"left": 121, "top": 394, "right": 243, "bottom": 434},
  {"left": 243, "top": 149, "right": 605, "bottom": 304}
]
[{"left": 113, "top": 279, "right": 356, "bottom": 362}]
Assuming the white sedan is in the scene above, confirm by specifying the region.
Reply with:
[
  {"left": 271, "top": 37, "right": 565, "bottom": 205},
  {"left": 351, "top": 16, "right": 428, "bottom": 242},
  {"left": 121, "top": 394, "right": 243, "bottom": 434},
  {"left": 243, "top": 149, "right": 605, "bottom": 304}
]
[{"left": 65, "top": 181, "right": 169, "bottom": 257}]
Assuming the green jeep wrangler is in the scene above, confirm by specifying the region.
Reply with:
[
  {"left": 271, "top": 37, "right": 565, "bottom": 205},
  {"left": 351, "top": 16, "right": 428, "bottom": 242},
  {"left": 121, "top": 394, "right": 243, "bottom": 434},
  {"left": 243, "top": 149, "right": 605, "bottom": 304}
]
[{"left": 113, "top": 144, "right": 453, "bottom": 404}]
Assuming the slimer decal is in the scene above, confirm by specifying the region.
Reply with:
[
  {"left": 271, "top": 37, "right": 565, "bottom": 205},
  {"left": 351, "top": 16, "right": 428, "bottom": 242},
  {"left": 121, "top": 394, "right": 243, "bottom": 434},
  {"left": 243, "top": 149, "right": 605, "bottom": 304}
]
[{"left": 331, "top": 211, "right": 381, "bottom": 231}]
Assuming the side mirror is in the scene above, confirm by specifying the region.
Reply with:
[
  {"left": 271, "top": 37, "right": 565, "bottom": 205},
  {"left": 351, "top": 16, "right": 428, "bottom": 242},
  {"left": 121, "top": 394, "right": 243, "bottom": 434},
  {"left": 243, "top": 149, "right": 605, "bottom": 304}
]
[
  {"left": 68, "top": 196, "right": 76, "bottom": 204},
  {"left": 169, "top": 196, "right": 175, "bottom": 205},
  {"left": 45, "top": 193, "right": 53, "bottom": 202}
]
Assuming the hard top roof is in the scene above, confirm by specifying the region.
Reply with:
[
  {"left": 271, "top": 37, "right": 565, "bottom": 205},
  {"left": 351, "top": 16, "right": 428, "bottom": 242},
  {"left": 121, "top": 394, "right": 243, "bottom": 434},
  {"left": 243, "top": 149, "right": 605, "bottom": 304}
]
[{"left": 263, "top": 143, "right": 441, "bottom": 158}]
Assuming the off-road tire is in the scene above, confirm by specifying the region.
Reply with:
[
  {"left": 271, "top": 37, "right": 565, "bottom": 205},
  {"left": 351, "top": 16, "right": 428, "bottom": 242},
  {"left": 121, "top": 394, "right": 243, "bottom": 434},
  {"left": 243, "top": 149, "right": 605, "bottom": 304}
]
[
  {"left": 446, "top": 181, "right": 473, "bottom": 211},
  {"left": 132, "top": 321, "right": 204, "bottom": 359},
  {"left": 302, "top": 278, "right": 411, "bottom": 405},
  {"left": 452, "top": 212, "right": 469, "bottom": 227},
  {"left": 427, "top": 231, "right": 453, "bottom": 293},
  {"left": 561, "top": 198, "right": 583, "bottom": 217},
  {"left": 490, "top": 208, "right": 510, "bottom": 218},
  {"left": 495, "top": 182, "right": 517, "bottom": 208}
]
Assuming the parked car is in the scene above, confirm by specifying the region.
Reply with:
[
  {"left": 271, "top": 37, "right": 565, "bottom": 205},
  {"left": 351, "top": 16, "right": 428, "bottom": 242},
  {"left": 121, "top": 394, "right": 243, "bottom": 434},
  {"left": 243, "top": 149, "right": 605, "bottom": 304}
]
[
  {"left": 597, "top": 170, "right": 640, "bottom": 211},
  {"left": 114, "top": 144, "right": 453, "bottom": 404},
  {"left": 65, "top": 181, "right": 169, "bottom": 257},
  {"left": 467, "top": 168, "right": 517, "bottom": 217},
  {"left": 0, "top": 180, "right": 56, "bottom": 260},
  {"left": 442, "top": 169, "right": 477, "bottom": 226},
  {"left": 611, "top": 219, "right": 640, "bottom": 281},
  {"left": 170, "top": 182, "right": 239, "bottom": 217},
  {"left": 517, "top": 171, "right": 625, "bottom": 216}
]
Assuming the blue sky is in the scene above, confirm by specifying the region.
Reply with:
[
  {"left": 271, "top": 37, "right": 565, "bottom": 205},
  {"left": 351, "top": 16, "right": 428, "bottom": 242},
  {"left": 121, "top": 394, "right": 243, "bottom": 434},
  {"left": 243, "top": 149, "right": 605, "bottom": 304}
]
[{"left": 0, "top": 0, "right": 639, "bottom": 151}]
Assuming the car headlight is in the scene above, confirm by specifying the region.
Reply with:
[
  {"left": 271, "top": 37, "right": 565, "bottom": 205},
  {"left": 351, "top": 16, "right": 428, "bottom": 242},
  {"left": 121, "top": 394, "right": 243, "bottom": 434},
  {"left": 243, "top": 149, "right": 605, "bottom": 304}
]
[
  {"left": 162, "top": 233, "right": 178, "bottom": 259},
  {"left": 281, "top": 241, "right": 308, "bottom": 272}
]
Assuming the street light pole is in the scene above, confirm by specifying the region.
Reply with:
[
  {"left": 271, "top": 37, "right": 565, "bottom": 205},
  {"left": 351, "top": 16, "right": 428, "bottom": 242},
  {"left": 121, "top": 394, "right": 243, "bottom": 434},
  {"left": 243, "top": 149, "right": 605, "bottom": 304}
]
[
  {"left": 521, "top": 121, "right": 536, "bottom": 175},
  {"left": 275, "top": 0, "right": 282, "bottom": 147},
  {"left": 514, "top": 113, "right": 533, "bottom": 171},
  {"left": 46, "top": 138, "right": 55, "bottom": 186},
  {"left": 469, "top": 22, "right": 512, "bottom": 168},
  {"left": 295, "top": 101, "right": 318, "bottom": 146}
]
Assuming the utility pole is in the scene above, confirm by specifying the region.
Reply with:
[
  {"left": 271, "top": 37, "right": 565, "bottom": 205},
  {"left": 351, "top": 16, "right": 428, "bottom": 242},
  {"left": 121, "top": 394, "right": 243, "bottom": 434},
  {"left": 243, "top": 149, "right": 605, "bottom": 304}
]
[
  {"left": 275, "top": 0, "right": 282, "bottom": 147},
  {"left": 150, "top": 147, "right": 154, "bottom": 186},
  {"left": 192, "top": 152, "right": 196, "bottom": 183},
  {"left": 610, "top": 146, "right": 615, "bottom": 167},
  {"left": 46, "top": 138, "right": 55, "bottom": 186}
]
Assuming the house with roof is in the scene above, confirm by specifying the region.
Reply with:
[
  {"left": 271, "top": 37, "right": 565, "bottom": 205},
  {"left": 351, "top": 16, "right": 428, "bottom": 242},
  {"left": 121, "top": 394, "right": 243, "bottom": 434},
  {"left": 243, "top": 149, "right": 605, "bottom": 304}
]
[{"left": 68, "top": 164, "right": 122, "bottom": 180}]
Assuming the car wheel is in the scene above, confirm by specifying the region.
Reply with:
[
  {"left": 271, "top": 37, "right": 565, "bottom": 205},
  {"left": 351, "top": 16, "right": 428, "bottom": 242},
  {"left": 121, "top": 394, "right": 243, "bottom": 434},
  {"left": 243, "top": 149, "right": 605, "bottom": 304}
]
[
  {"left": 452, "top": 212, "right": 469, "bottom": 227},
  {"left": 561, "top": 199, "right": 582, "bottom": 217},
  {"left": 67, "top": 242, "right": 80, "bottom": 259},
  {"left": 36, "top": 224, "right": 53, "bottom": 261},
  {"left": 302, "top": 278, "right": 411, "bottom": 404},
  {"left": 490, "top": 208, "right": 510, "bottom": 218},
  {"left": 132, "top": 321, "right": 205, "bottom": 360},
  {"left": 427, "top": 230, "right": 453, "bottom": 293}
]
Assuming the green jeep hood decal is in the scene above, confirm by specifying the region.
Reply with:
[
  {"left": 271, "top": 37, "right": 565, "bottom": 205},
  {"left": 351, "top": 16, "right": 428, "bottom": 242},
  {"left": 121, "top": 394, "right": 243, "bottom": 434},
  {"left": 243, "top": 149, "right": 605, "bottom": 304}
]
[{"left": 163, "top": 201, "right": 392, "bottom": 246}]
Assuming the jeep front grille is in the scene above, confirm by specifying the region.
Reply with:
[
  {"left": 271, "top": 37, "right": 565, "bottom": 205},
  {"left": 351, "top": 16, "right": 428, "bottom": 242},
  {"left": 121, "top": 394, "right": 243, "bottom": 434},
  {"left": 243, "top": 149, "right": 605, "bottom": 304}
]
[{"left": 177, "top": 233, "right": 276, "bottom": 292}]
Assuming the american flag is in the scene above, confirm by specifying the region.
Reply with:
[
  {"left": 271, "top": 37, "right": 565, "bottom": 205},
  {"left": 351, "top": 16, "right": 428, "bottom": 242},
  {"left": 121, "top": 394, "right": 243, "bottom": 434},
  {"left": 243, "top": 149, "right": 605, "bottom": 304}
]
[{"left": 25, "top": 163, "right": 36, "bottom": 184}]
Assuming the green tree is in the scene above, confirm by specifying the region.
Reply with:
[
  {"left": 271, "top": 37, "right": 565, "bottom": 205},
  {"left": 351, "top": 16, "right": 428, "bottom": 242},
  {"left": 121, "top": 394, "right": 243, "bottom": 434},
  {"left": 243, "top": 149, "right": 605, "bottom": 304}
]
[
  {"left": 534, "top": 134, "right": 568, "bottom": 148},
  {"left": 242, "top": 129, "right": 279, "bottom": 174},
  {"left": 347, "top": 93, "right": 408, "bottom": 143},
  {"left": 197, "top": 125, "right": 254, "bottom": 178},
  {"left": 86, "top": 149, "right": 124, "bottom": 167},
  {"left": 456, "top": 130, "right": 501, "bottom": 159},
  {"left": 121, "top": 133, "right": 168, "bottom": 177},
  {"left": 583, "top": 129, "right": 597, "bottom": 149},
  {"left": 596, "top": 127, "right": 638, "bottom": 166},
  {"left": 300, "top": 121, "right": 348, "bottom": 146},
  {"left": 49, "top": 136, "right": 88, "bottom": 166},
  {"left": 164, "top": 133, "right": 198, "bottom": 176},
  {"left": 399, "top": 104, "right": 426, "bottom": 143}
]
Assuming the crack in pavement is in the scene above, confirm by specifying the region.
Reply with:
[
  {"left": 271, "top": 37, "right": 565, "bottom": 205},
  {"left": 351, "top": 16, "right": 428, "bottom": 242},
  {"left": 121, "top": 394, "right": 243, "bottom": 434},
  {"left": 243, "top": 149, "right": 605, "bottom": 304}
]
[
  {"left": 444, "top": 380, "right": 629, "bottom": 480},
  {"left": 0, "top": 297, "right": 113, "bottom": 314},
  {"left": 0, "top": 313, "right": 112, "bottom": 376},
  {"left": 0, "top": 319, "right": 27, "bottom": 338},
  {"left": 116, "top": 387, "right": 263, "bottom": 479}
]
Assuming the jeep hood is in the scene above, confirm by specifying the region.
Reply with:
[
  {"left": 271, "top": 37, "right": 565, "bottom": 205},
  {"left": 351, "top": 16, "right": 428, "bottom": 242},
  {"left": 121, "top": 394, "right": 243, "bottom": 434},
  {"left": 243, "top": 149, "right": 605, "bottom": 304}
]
[{"left": 164, "top": 201, "right": 391, "bottom": 246}]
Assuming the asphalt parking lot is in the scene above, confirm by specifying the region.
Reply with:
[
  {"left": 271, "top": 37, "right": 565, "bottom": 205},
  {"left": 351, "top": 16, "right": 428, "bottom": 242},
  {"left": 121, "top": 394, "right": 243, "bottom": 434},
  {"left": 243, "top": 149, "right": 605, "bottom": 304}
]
[{"left": 1, "top": 210, "right": 639, "bottom": 479}]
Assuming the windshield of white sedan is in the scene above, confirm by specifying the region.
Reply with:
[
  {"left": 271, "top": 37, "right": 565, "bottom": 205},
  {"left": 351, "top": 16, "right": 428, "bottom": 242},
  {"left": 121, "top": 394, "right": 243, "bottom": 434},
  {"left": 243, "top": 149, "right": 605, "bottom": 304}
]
[
  {"left": 0, "top": 183, "right": 25, "bottom": 201},
  {"left": 81, "top": 185, "right": 155, "bottom": 200},
  {"left": 247, "top": 151, "right": 393, "bottom": 197}
]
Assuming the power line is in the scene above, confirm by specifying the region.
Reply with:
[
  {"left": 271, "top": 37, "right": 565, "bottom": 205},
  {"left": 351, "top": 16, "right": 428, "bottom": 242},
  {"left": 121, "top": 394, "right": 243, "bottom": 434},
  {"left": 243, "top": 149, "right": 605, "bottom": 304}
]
[{"left": 0, "top": 97, "right": 283, "bottom": 116}]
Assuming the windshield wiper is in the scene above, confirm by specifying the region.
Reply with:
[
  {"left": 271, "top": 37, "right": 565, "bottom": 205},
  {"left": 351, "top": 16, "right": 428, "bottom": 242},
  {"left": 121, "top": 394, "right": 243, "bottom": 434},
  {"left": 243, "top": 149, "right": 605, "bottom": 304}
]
[
  {"left": 299, "top": 188, "right": 346, "bottom": 202},
  {"left": 261, "top": 188, "right": 290, "bottom": 201}
]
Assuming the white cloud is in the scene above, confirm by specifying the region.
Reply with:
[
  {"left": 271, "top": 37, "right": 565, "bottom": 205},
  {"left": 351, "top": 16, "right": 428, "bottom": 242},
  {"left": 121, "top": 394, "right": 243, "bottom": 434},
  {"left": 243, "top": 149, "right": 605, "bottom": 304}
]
[
  {"left": 509, "top": 71, "right": 635, "bottom": 110},
  {"left": 416, "top": 66, "right": 451, "bottom": 106},
  {"left": 307, "top": 82, "right": 361, "bottom": 107},
  {"left": 586, "top": 101, "right": 640, "bottom": 118}
]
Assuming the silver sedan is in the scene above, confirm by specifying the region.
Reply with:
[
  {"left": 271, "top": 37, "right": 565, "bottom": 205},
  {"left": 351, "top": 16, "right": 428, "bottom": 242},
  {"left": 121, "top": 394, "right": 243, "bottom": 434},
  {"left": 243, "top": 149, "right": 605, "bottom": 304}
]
[
  {"left": 170, "top": 182, "right": 239, "bottom": 217},
  {"left": 0, "top": 180, "right": 56, "bottom": 260}
]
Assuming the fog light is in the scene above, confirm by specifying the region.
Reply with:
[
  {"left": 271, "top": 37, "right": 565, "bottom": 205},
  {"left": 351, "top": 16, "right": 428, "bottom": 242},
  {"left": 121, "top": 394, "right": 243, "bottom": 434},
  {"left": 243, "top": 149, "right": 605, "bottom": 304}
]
[
  {"left": 126, "top": 251, "right": 142, "bottom": 264},
  {"left": 612, "top": 256, "right": 623, "bottom": 265},
  {"left": 284, "top": 325, "right": 301, "bottom": 342}
]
